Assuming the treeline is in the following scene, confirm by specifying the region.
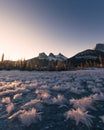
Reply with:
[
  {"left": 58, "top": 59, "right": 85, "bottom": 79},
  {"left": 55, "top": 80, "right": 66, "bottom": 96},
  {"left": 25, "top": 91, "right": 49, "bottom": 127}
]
[
  {"left": 0, "top": 54, "right": 104, "bottom": 71},
  {"left": 0, "top": 60, "right": 67, "bottom": 71},
  {"left": 68, "top": 55, "right": 104, "bottom": 70},
  {"left": 0, "top": 54, "right": 67, "bottom": 71}
]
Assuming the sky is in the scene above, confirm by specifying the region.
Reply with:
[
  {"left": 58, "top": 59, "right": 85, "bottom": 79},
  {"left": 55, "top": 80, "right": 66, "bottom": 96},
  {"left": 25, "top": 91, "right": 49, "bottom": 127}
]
[{"left": 0, "top": 0, "right": 104, "bottom": 60}]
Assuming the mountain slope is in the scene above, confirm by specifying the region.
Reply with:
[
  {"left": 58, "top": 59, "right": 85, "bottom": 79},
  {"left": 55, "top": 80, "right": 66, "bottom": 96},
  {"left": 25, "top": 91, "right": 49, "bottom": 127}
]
[{"left": 67, "top": 49, "right": 104, "bottom": 68}]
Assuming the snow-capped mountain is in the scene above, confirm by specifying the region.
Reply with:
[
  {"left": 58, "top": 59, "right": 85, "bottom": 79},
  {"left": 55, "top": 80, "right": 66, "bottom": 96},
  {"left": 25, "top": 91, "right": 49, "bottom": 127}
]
[
  {"left": 48, "top": 53, "right": 57, "bottom": 61},
  {"left": 38, "top": 53, "right": 48, "bottom": 59},
  {"left": 70, "top": 43, "right": 104, "bottom": 60},
  {"left": 37, "top": 43, "right": 104, "bottom": 62},
  {"left": 67, "top": 44, "right": 104, "bottom": 68},
  {"left": 18, "top": 43, "right": 104, "bottom": 70},
  {"left": 74, "top": 49, "right": 101, "bottom": 60},
  {"left": 55, "top": 53, "right": 68, "bottom": 61},
  {"left": 37, "top": 52, "right": 67, "bottom": 61}
]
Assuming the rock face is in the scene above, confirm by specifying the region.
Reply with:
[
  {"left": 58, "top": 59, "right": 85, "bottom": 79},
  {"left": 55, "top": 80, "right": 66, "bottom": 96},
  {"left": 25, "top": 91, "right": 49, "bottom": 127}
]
[
  {"left": 38, "top": 52, "right": 48, "bottom": 59},
  {"left": 94, "top": 43, "right": 104, "bottom": 52}
]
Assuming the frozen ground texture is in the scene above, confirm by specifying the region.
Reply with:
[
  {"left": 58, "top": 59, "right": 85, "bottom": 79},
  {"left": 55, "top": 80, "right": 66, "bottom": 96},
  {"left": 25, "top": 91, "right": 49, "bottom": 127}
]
[{"left": 0, "top": 69, "right": 104, "bottom": 130}]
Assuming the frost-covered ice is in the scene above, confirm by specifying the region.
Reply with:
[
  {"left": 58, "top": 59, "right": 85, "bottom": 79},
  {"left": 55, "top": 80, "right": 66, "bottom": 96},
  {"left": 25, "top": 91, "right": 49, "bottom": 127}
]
[
  {"left": 0, "top": 69, "right": 104, "bottom": 130},
  {"left": 65, "top": 107, "right": 94, "bottom": 128}
]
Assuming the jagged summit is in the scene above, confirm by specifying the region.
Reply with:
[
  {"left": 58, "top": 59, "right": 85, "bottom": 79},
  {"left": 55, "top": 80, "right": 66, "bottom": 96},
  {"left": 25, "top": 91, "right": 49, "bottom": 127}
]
[
  {"left": 38, "top": 52, "right": 48, "bottom": 59},
  {"left": 56, "top": 53, "right": 68, "bottom": 61},
  {"left": 37, "top": 52, "right": 67, "bottom": 61},
  {"left": 49, "top": 53, "right": 55, "bottom": 57},
  {"left": 48, "top": 53, "right": 57, "bottom": 61},
  {"left": 94, "top": 43, "right": 104, "bottom": 52}
]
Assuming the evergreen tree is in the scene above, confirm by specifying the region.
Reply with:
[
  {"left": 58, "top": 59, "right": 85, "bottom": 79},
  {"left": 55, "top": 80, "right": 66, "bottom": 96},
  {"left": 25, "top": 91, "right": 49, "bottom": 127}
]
[{"left": 1, "top": 53, "right": 4, "bottom": 63}]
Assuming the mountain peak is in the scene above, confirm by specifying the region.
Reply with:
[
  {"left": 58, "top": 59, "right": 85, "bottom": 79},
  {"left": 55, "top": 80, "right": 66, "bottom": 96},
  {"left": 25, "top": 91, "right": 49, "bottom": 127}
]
[
  {"left": 49, "top": 53, "right": 55, "bottom": 57},
  {"left": 56, "top": 53, "right": 67, "bottom": 60},
  {"left": 94, "top": 43, "right": 104, "bottom": 52},
  {"left": 38, "top": 52, "right": 48, "bottom": 59},
  {"left": 37, "top": 52, "right": 67, "bottom": 61},
  {"left": 57, "top": 53, "right": 62, "bottom": 56}
]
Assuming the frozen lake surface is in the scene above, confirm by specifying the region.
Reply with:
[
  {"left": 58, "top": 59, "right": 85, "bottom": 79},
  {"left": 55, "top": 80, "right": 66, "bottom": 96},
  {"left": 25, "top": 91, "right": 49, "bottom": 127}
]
[{"left": 0, "top": 69, "right": 104, "bottom": 130}]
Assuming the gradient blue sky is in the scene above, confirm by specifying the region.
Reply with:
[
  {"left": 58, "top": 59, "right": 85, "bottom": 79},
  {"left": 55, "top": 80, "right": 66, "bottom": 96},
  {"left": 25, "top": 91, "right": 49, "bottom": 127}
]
[{"left": 0, "top": 0, "right": 104, "bottom": 60}]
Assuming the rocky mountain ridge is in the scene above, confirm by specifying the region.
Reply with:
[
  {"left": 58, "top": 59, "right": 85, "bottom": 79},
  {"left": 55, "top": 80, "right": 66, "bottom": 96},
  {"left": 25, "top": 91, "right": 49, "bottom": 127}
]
[
  {"left": 37, "top": 52, "right": 67, "bottom": 61},
  {"left": 1, "top": 43, "right": 104, "bottom": 70}
]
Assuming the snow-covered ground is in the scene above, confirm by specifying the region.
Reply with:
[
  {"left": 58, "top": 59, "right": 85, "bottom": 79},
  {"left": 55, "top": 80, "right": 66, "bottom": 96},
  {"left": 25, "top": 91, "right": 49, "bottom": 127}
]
[{"left": 0, "top": 69, "right": 104, "bottom": 130}]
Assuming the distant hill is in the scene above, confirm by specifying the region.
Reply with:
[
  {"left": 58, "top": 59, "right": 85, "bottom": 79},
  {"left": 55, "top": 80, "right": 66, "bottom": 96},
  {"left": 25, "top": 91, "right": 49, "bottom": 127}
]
[{"left": 67, "top": 49, "right": 104, "bottom": 69}]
